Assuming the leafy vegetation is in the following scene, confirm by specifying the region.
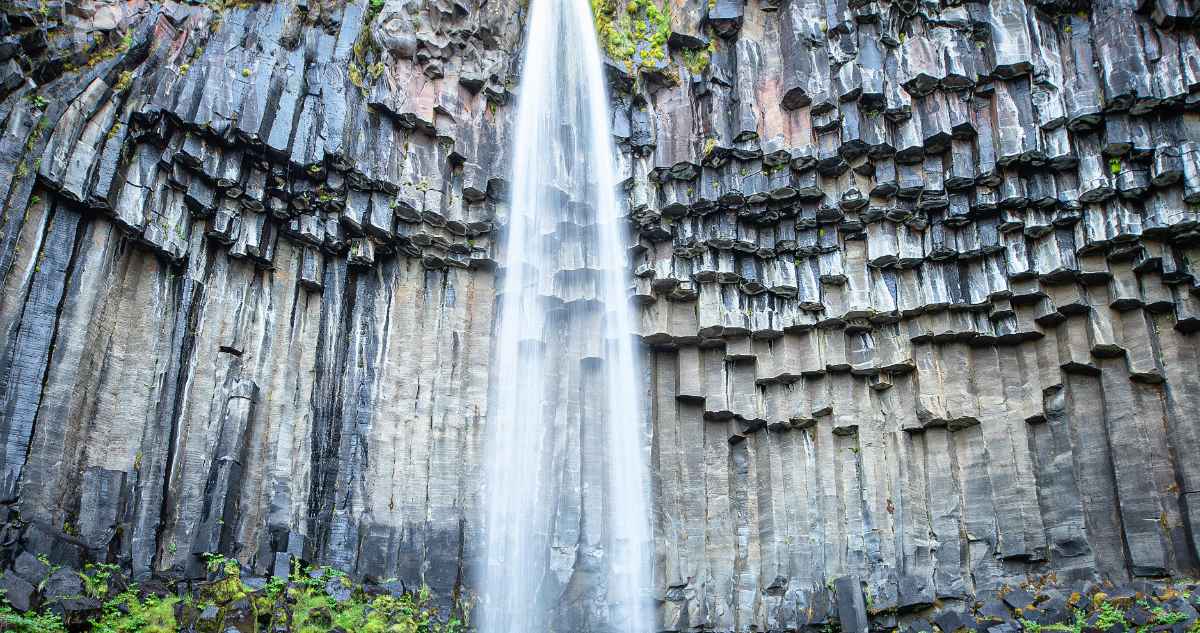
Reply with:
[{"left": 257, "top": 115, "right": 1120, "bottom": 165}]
[
  {"left": 347, "top": 1, "right": 388, "bottom": 99},
  {"left": 0, "top": 554, "right": 469, "bottom": 633},
  {"left": 591, "top": 0, "right": 671, "bottom": 74},
  {"left": 90, "top": 592, "right": 179, "bottom": 633},
  {"left": 1092, "top": 596, "right": 1126, "bottom": 630},
  {"left": 1019, "top": 609, "right": 1086, "bottom": 633},
  {"left": 78, "top": 564, "right": 121, "bottom": 600},
  {"left": 84, "top": 31, "right": 133, "bottom": 68},
  {"left": 1152, "top": 606, "right": 1191, "bottom": 625},
  {"left": 680, "top": 40, "right": 715, "bottom": 74},
  {"left": 1013, "top": 589, "right": 1200, "bottom": 633},
  {"left": 0, "top": 603, "right": 67, "bottom": 632},
  {"left": 113, "top": 70, "right": 134, "bottom": 93}
]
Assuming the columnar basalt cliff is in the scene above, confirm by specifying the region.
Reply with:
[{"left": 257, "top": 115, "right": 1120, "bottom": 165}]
[{"left": 0, "top": 0, "right": 1198, "bottom": 629}]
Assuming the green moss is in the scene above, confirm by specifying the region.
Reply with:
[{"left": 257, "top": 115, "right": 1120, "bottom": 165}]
[
  {"left": 681, "top": 39, "right": 715, "bottom": 74},
  {"left": 347, "top": 14, "right": 383, "bottom": 98},
  {"left": 85, "top": 30, "right": 133, "bottom": 68},
  {"left": 113, "top": 70, "right": 133, "bottom": 92},
  {"left": 591, "top": 0, "right": 671, "bottom": 73},
  {"left": 93, "top": 592, "right": 179, "bottom": 633}
]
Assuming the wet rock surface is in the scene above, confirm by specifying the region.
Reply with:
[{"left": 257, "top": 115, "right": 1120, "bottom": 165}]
[{"left": 0, "top": 0, "right": 1196, "bottom": 630}]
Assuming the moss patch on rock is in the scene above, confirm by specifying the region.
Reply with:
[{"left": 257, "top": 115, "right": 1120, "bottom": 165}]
[{"left": 591, "top": 0, "right": 670, "bottom": 74}]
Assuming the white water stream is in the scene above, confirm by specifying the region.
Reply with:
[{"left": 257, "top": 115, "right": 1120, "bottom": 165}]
[{"left": 479, "top": 0, "right": 653, "bottom": 630}]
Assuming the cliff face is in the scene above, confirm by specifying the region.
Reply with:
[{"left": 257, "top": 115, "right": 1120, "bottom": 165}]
[
  {"left": 0, "top": 0, "right": 514, "bottom": 608},
  {"left": 0, "top": 0, "right": 1198, "bottom": 629}
]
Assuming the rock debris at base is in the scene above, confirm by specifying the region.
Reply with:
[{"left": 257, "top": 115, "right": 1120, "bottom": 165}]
[{"left": 0, "top": 0, "right": 1198, "bottom": 629}]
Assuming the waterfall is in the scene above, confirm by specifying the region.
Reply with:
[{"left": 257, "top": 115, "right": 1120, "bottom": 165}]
[{"left": 478, "top": 0, "right": 653, "bottom": 630}]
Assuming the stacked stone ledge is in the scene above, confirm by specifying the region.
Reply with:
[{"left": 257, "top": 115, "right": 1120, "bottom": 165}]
[
  {"left": 619, "top": 0, "right": 1200, "bottom": 628},
  {"left": 28, "top": 1, "right": 518, "bottom": 276}
]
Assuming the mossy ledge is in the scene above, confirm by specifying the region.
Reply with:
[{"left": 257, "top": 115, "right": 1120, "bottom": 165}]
[{"left": 590, "top": 0, "right": 671, "bottom": 75}]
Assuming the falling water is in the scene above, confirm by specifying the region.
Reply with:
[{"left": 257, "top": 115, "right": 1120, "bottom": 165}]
[{"left": 479, "top": 0, "right": 652, "bottom": 630}]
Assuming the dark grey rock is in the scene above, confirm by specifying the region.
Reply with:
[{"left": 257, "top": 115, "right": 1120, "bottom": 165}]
[
  {"left": 1004, "top": 589, "right": 1038, "bottom": 611},
  {"left": 979, "top": 600, "right": 1013, "bottom": 623},
  {"left": 0, "top": 571, "right": 36, "bottom": 611},
  {"left": 834, "top": 576, "right": 869, "bottom": 633},
  {"left": 11, "top": 550, "right": 50, "bottom": 584}
]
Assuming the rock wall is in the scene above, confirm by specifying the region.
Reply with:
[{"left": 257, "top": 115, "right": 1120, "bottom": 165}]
[
  {"left": 0, "top": 0, "right": 513, "bottom": 610},
  {"left": 0, "top": 0, "right": 1198, "bottom": 629},
  {"left": 629, "top": 0, "right": 1200, "bottom": 628}
]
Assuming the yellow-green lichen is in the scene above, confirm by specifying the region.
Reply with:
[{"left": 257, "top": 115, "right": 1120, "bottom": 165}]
[
  {"left": 681, "top": 39, "right": 715, "bottom": 74},
  {"left": 592, "top": 0, "right": 671, "bottom": 73}
]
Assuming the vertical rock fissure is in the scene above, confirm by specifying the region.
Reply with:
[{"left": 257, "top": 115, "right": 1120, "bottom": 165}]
[
  {"left": 147, "top": 266, "right": 206, "bottom": 577},
  {"left": 307, "top": 262, "right": 357, "bottom": 564}
]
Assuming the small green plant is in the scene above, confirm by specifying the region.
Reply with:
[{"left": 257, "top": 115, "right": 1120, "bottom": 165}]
[
  {"left": 90, "top": 590, "right": 179, "bottom": 633},
  {"left": 113, "top": 70, "right": 133, "bottom": 92},
  {"left": 85, "top": 30, "right": 133, "bottom": 67},
  {"left": 681, "top": 42, "right": 715, "bottom": 74},
  {"left": 1094, "top": 600, "right": 1126, "bottom": 629},
  {"left": 348, "top": 62, "right": 366, "bottom": 93},
  {"left": 1152, "top": 607, "right": 1189, "bottom": 625},
  {"left": 0, "top": 602, "right": 67, "bottom": 632},
  {"left": 202, "top": 552, "right": 240, "bottom": 578},
  {"left": 28, "top": 94, "right": 48, "bottom": 110},
  {"left": 1109, "top": 157, "right": 1122, "bottom": 175},
  {"left": 79, "top": 562, "right": 122, "bottom": 599}
]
